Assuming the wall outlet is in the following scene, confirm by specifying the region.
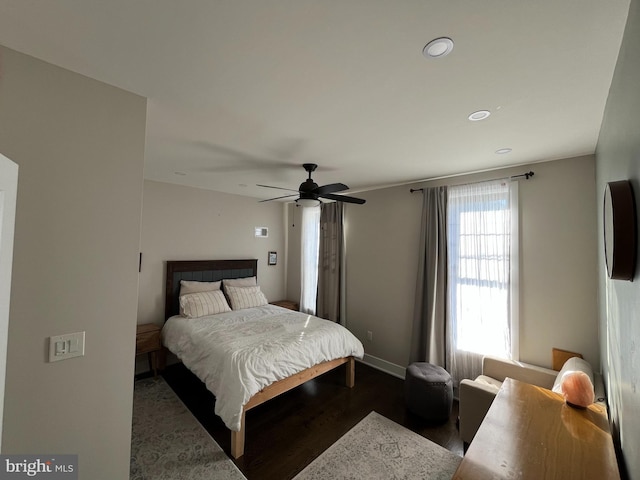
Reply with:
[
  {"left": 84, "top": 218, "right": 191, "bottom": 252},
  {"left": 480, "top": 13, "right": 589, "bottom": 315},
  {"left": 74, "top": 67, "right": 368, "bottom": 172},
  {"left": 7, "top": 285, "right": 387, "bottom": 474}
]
[{"left": 367, "top": 331, "right": 373, "bottom": 341}]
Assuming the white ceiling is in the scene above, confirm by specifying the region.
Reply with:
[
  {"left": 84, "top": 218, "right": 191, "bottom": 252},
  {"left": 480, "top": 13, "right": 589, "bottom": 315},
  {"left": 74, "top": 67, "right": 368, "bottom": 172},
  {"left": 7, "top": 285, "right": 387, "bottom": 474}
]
[{"left": 0, "top": 1, "right": 631, "bottom": 201}]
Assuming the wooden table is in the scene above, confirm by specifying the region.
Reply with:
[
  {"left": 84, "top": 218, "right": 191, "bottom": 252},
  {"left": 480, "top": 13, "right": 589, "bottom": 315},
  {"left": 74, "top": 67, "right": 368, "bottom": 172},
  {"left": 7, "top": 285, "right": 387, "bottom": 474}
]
[
  {"left": 270, "top": 300, "right": 299, "bottom": 311},
  {"left": 453, "top": 378, "right": 620, "bottom": 480},
  {"left": 135, "top": 323, "right": 163, "bottom": 376}
]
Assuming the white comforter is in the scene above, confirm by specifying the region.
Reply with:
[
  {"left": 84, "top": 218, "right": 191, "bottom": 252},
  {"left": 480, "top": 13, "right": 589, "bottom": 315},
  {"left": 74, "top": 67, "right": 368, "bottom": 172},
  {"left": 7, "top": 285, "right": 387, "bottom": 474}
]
[{"left": 162, "top": 304, "right": 364, "bottom": 431}]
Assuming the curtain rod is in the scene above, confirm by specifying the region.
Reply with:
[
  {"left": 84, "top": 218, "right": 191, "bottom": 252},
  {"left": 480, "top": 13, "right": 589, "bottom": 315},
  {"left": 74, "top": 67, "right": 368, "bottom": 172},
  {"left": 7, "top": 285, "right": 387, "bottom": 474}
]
[{"left": 410, "top": 171, "right": 534, "bottom": 193}]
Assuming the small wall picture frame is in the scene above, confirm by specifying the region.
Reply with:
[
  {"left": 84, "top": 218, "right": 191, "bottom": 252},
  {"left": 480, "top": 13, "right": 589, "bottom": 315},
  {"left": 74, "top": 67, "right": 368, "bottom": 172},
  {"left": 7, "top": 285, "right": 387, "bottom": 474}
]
[{"left": 268, "top": 251, "right": 277, "bottom": 266}]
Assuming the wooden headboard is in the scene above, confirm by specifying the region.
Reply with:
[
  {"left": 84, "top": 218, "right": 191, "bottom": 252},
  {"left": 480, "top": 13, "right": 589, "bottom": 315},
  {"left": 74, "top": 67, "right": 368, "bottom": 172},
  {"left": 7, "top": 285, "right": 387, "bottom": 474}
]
[{"left": 164, "top": 259, "right": 258, "bottom": 320}]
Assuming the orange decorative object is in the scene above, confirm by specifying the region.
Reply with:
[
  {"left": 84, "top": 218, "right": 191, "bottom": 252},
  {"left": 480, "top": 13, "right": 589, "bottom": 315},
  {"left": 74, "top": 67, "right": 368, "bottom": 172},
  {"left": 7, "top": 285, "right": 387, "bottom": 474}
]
[{"left": 561, "top": 371, "right": 595, "bottom": 408}]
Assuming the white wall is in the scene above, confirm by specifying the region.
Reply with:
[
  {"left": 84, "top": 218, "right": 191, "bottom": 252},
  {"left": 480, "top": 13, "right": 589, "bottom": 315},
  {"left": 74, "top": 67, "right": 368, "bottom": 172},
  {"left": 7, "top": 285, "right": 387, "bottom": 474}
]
[
  {"left": 517, "top": 157, "right": 599, "bottom": 367},
  {"left": 0, "top": 154, "right": 18, "bottom": 451},
  {"left": 288, "top": 155, "right": 600, "bottom": 371},
  {"left": 137, "top": 180, "right": 287, "bottom": 327},
  {"left": 595, "top": 0, "right": 640, "bottom": 476},
  {"left": 0, "top": 46, "right": 146, "bottom": 479}
]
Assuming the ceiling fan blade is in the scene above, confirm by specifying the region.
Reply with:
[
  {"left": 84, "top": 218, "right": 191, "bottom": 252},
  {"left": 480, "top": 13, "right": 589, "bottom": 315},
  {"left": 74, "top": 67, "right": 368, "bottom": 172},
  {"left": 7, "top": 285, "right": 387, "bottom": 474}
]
[
  {"left": 315, "top": 183, "right": 349, "bottom": 195},
  {"left": 257, "top": 184, "right": 300, "bottom": 193},
  {"left": 319, "top": 193, "right": 366, "bottom": 205},
  {"left": 259, "top": 194, "right": 299, "bottom": 203}
]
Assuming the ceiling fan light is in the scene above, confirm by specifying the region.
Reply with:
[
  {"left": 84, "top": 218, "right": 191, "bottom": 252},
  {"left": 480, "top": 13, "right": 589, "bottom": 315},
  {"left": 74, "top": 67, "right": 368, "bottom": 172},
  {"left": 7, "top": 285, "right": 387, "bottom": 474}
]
[{"left": 296, "top": 198, "right": 321, "bottom": 208}]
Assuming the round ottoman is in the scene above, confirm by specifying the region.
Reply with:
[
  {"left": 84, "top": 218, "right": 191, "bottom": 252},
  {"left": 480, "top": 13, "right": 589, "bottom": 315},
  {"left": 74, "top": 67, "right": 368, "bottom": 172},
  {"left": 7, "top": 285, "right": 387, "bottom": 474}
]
[{"left": 404, "top": 362, "right": 453, "bottom": 423}]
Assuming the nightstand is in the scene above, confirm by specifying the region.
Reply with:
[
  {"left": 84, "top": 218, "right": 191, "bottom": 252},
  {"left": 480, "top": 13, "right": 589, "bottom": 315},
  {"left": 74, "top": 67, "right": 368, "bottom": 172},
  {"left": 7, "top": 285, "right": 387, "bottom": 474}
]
[
  {"left": 270, "top": 300, "right": 299, "bottom": 311},
  {"left": 136, "top": 323, "right": 163, "bottom": 376}
]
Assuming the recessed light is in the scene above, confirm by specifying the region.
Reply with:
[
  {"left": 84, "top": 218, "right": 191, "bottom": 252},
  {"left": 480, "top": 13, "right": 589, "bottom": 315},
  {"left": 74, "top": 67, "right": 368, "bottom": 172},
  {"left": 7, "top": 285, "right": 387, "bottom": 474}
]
[
  {"left": 496, "top": 148, "right": 512, "bottom": 155},
  {"left": 423, "top": 37, "right": 454, "bottom": 59},
  {"left": 174, "top": 171, "right": 187, "bottom": 176},
  {"left": 468, "top": 110, "right": 491, "bottom": 121}
]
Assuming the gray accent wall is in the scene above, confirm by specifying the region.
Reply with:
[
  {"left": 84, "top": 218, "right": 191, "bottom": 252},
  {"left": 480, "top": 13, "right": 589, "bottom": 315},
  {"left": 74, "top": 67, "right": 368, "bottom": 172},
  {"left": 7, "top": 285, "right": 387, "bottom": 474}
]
[
  {"left": 0, "top": 46, "right": 146, "bottom": 479},
  {"left": 595, "top": 0, "right": 640, "bottom": 477}
]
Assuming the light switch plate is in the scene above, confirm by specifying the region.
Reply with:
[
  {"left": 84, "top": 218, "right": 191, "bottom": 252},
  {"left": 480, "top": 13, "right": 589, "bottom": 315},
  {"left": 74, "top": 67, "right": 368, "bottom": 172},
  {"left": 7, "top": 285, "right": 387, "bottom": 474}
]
[
  {"left": 254, "top": 227, "right": 268, "bottom": 238},
  {"left": 48, "top": 331, "right": 85, "bottom": 362}
]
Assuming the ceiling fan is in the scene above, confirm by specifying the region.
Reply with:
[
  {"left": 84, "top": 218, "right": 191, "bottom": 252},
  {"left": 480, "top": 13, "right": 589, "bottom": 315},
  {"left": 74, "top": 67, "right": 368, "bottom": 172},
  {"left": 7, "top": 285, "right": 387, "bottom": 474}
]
[{"left": 258, "top": 163, "right": 366, "bottom": 206}]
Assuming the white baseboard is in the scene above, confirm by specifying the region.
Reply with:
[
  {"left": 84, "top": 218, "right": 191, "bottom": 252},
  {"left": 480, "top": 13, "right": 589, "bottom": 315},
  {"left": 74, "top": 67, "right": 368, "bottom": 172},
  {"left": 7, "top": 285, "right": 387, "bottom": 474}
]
[{"left": 358, "top": 354, "right": 406, "bottom": 380}]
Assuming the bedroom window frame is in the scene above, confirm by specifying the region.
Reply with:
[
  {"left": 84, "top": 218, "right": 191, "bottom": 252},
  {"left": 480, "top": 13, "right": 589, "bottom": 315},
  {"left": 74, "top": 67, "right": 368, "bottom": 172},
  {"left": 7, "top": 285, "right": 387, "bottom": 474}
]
[
  {"left": 300, "top": 205, "right": 321, "bottom": 314},
  {"left": 446, "top": 179, "right": 519, "bottom": 382}
]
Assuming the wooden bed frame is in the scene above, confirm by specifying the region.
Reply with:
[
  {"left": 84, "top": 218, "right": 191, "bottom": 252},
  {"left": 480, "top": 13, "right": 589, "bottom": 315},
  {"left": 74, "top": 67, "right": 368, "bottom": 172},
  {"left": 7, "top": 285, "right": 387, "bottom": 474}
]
[{"left": 164, "top": 259, "right": 355, "bottom": 459}]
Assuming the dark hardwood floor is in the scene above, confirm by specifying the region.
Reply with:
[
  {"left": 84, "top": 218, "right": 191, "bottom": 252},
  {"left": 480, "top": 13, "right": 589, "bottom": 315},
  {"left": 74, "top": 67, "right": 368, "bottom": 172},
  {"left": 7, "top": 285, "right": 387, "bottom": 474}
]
[{"left": 160, "top": 361, "right": 463, "bottom": 480}]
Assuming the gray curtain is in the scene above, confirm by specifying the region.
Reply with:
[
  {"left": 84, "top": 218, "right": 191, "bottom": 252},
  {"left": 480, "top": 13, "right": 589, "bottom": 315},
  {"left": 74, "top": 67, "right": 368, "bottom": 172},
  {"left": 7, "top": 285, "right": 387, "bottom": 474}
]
[
  {"left": 409, "top": 186, "right": 448, "bottom": 366},
  {"left": 316, "top": 202, "right": 343, "bottom": 323}
]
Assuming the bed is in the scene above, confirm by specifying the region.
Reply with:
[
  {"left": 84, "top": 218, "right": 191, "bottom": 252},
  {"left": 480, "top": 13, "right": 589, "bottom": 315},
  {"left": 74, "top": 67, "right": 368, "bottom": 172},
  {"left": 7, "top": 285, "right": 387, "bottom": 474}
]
[{"left": 161, "top": 259, "right": 364, "bottom": 458}]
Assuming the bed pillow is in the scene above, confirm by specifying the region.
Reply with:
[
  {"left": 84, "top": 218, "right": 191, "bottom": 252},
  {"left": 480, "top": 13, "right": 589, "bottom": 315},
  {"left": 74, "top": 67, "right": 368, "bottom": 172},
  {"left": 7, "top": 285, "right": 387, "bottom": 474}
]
[
  {"left": 179, "top": 280, "right": 222, "bottom": 295},
  {"left": 179, "top": 280, "right": 222, "bottom": 315},
  {"left": 223, "top": 276, "right": 257, "bottom": 288},
  {"left": 179, "top": 290, "right": 231, "bottom": 318},
  {"left": 225, "top": 285, "right": 268, "bottom": 310}
]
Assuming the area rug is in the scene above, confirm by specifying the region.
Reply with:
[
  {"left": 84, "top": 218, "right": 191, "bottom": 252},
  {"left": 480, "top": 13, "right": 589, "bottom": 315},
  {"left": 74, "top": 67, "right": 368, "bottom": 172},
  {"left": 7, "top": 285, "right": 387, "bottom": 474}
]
[
  {"left": 293, "top": 411, "right": 461, "bottom": 480},
  {"left": 130, "top": 377, "right": 246, "bottom": 480}
]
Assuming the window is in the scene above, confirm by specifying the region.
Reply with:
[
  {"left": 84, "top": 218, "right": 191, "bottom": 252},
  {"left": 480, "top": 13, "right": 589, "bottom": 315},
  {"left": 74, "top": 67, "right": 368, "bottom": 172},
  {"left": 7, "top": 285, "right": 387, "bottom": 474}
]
[
  {"left": 446, "top": 179, "right": 518, "bottom": 382},
  {"left": 300, "top": 205, "right": 321, "bottom": 314}
]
